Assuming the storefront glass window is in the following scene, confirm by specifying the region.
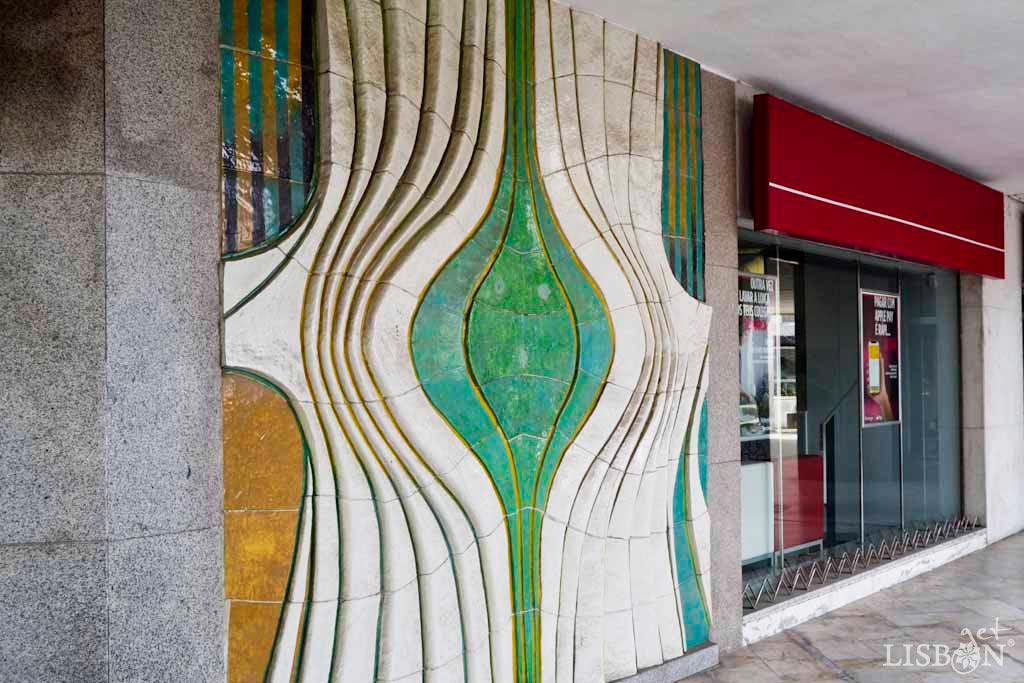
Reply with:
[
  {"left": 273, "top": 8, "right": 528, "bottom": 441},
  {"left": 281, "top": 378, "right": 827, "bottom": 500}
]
[
  {"left": 902, "top": 269, "right": 961, "bottom": 524},
  {"left": 738, "top": 235, "right": 961, "bottom": 582}
]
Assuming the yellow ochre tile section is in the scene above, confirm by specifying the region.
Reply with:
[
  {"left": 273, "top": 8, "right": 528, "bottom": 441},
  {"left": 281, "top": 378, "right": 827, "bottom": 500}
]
[
  {"left": 225, "top": 509, "right": 300, "bottom": 601},
  {"left": 223, "top": 372, "right": 304, "bottom": 511},
  {"left": 223, "top": 372, "right": 305, "bottom": 680},
  {"left": 227, "top": 601, "right": 281, "bottom": 683}
]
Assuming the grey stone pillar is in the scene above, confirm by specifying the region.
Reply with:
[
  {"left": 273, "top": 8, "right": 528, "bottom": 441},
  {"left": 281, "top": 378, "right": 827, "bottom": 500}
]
[
  {"left": 0, "top": 2, "right": 224, "bottom": 681},
  {"left": 701, "top": 70, "right": 743, "bottom": 652}
]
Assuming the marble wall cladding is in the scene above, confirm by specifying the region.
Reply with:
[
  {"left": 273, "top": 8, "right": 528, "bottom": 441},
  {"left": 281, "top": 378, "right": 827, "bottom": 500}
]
[
  {"left": 2, "top": 0, "right": 223, "bottom": 678},
  {"left": 0, "top": 0, "right": 104, "bottom": 174},
  {"left": 220, "top": 0, "right": 720, "bottom": 679},
  {"left": 0, "top": 543, "right": 108, "bottom": 680},
  {"left": 962, "top": 198, "right": 1024, "bottom": 544},
  {"left": 106, "top": 0, "right": 220, "bottom": 192},
  {"left": 700, "top": 69, "right": 742, "bottom": 653},
  {"left": 0, "top": 175, "right": 106, "bottom": 545},
  {"left": 733, "top": 81, "right": 756, "bottom": 225},
  {"left": 104, "top": 177, "right": 222, "bottom": 540}
]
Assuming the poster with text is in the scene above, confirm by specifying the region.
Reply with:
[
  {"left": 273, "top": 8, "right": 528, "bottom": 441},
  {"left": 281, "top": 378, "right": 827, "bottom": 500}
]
[
  {"left": 862, "top": 291, "right": 900, "bottom": 425},
  {"left": 739, "top": 273, "right": 776, "bottom": 459}
]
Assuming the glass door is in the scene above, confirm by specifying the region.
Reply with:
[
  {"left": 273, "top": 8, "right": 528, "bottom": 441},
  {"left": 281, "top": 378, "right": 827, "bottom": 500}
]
[{"left": 859, "top": 265, "right": 903, "bottom": 538}]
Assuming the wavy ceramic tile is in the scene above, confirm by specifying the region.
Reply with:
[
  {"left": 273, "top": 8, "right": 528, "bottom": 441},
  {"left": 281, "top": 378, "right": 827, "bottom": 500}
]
[{"left": 220, "top": 0, "right": 712, "bottom": 680}]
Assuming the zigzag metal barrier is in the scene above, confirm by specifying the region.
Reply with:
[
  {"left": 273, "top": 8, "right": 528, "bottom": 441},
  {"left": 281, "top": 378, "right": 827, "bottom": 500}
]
[{"left": 742, "top": 516, "right": 982, "bottom": 611}]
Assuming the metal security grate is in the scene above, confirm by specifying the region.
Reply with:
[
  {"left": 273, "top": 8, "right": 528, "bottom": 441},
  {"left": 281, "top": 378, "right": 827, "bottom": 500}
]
[{"left": 742, "top": 516, "right": 982, "bottom": 611}]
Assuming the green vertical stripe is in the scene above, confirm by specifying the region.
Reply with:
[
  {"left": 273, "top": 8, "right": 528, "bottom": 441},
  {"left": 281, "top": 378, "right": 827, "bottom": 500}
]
[
  {"left": 672, "top": 57, "right": 682, "bottom": 277},
  {"left": 219, "top": 0, "right": 235, "bottom": 155},
  {"left": 246, "top": 0, "right": 262, "bottom": 52},
  {"left": 698, "top": 399, "right": 708, "bottom": 497},
  {"left": 274, "top": 63, "right": 290, "bottom": 163},
  {"left": 274, "top": 0, "right": 290, "bottom": 180},
  {"left": 685, "top": 59, "right": 695, "bottom": 292},
  {"left": 290, "top": 72, "right": 305, "bottom": 185},
  {"left": 275, "top": 0, "right": 289, "bottom": 60},
  {"left": 248, "top": 54, "right": 263, "bottom": 159},
  {"left": 219, "top": 0, "right": 233, "bottom": 48},
  {"left": 221, "top": 49, "right": 236, "bottom": 151},
  {"left": 264, "top": 181, "right": 280, "bottom": 237},
  {"left": 694, "top": 63, "right": 705, "bottom": 301},
  {"left": 690, "top": 62, "right": 696, "bottom": 294},
  {"left": 246, "top": 0, "right": 264, "bottom": 154},
  {"left": 661, "top": 51, "right": 672, "bottom": 273}
]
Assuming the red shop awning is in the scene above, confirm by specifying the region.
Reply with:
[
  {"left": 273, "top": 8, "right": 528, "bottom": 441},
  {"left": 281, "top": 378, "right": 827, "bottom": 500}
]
[{"left": 753, "top": 94, "right": 1005, "bottom": 278}]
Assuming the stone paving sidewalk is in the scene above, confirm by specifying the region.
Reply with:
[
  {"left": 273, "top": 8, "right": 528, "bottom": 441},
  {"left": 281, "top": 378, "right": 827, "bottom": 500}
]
[{"left": 685, "top": 533, "right": 1024, "bottom": 682}]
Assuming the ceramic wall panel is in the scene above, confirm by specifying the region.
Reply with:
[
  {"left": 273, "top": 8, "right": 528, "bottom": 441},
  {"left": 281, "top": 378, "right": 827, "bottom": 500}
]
[{"left": 220, "top": 0, "right": 711, "bottom": 679}]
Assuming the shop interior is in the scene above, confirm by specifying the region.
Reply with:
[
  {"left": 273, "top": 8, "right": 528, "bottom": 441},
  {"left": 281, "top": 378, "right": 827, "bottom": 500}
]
[{"left": 738, "top": 232, "right": 962, "bottom": 583}]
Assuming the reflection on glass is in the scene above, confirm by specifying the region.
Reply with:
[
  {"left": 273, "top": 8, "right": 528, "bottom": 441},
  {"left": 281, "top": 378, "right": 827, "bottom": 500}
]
[
  {"left": 800, "top": 252, "right": 859, "bottom": 555},
  {"left": 902, "top": 270, "right": 961, "bottom": 523},
  {"left": 738, "top": 256, "right": 779, "bottom": 571},
  {"left": 738, "top": 271, "right": 775, "bottom": 462}
]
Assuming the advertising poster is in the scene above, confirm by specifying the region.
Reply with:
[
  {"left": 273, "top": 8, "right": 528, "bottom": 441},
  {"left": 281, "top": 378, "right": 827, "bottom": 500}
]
[
  {"left": 739, "top": 273, "right": 776, "bottom": 460},
  {"left": 862, "top": 291, "right": 900, "bottom": 425}
]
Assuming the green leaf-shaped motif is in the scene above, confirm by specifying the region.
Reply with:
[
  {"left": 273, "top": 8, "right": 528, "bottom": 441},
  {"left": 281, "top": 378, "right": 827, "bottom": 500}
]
[{"left": 410, "top": 2, "right": 612, "bottom": 680}]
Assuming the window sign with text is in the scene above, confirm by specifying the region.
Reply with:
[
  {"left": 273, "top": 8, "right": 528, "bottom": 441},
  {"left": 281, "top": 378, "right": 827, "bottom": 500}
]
[
  {"left": 739, "top": 273, "right": 777, "bottom": 459},
  {"left": 862, "top": 290, "right": 900, "bottom": 425}
]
